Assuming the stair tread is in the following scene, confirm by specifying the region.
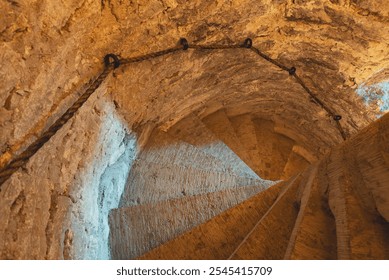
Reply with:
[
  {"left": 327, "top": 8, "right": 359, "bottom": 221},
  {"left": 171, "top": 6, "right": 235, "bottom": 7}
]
[
  {"left": 252, "top": 118, "right": 295, "bottom": 180},
  {"left": 116, "top": 113, "right": 389, "bottom": 261},
  {"left": 110, "top": 185, "right": 267, "bottom": 260},
  {"left": 328, "top": 146, "right": 389, "bottom": 260},
  {"left": 284, "top": 165, "right": 337, "bottom": 260},
  {"left": 282, "top": 149, "right": 310, "bottom": 180},
  {"left": 355, "top": 121, "right": 389, "bottom": 221},
  {"left": 201, "top": 110, "right": 255, "bottom": 172},
  {"left": 228, "top": 114, "right": 263, "bottom": 176},
  {"left": 167, "top": 113, "right": 259, "bottom": 179},
  {"left": 229, "top": 173, "right": 303, "bottom": 259},
  {"left": 140, "top": 128, "right": 237, "bottom": 174},
  {"left": 119, "top": 158, "right": 271, "bottom": 207},
  {"left": 138, "top": 181, "right": 284, "bottom": 260}
]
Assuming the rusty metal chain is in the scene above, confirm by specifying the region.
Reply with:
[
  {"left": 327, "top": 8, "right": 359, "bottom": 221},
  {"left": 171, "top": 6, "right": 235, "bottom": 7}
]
[
  {"left": 242, "top": 38, "right": 346, "bottom": 140},
  {"left": 0, "top": 64, "right": 116, "bottom": 186},
  {"left": 191, "top": 38, "right": 346, "bottom": 140},
  {"left": 120, "top": 47, "right": 183, "bottom": 65},
  {"left": 0, "top": 37, "right": 346, "bottom": 188}
]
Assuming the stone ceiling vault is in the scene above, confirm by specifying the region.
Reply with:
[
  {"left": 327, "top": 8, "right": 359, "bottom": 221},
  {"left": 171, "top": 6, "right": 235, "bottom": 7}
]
[
  {"left": 1, "top": 0, "right": 389, "bottom": 166},
  {"left": 1, "top": 0, "right": 389, "bottom": 260}
]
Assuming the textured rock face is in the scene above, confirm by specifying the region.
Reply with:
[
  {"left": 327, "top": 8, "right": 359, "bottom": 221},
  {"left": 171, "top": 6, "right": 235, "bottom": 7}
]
[
  {"left": 140, "top": 113, "right": 389, "bottom": 260},
  {"left": 1, "top": 0, "right": 389, "bottom": 159},
  {"left": 0, "top": 95, "right": 138, "bottom": 259},
  {"left": 1, "top": 0, "right": 389, "bottom": 259}
]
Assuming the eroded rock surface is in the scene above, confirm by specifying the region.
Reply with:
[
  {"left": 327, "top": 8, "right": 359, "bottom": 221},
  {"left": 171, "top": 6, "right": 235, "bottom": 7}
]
[{"left": 1, "top": 0, "right": 388, "bottom": 259}]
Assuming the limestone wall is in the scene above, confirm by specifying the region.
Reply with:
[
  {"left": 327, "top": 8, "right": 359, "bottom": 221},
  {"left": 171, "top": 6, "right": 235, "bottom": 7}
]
[
  {"left": 0, "top": 93, "right": 138, "bottom": 259},
  {"left": 2, "top": 0, "right": 389, "bottom": 163},
  {"left": 1, "top": 0, "right": 389, "bottom": 260}
]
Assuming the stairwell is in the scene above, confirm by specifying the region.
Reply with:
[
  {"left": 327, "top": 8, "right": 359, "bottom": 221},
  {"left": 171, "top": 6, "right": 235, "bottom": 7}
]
[{"left": 108, "top": 110, "right": 389, "bottom": 260}]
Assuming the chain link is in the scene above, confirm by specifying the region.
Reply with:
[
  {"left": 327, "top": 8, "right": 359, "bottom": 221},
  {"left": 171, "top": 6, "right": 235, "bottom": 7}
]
[
  {"left": 0, "top": 37, "right": 347, "bottom": 188},
  {"left": 189, "top": 39, "right": 347, "bottom": 140}
]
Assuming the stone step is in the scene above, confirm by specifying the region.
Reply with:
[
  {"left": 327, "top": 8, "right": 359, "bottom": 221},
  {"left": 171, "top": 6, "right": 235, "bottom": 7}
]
[
  {"left": 282, "top": 148, "right": 310, "bottom": 180},
  {"left": 167, "top": 113, "right": 260, "bottom": 179},
  {"left": 139, "top": 128, "right": 236, "bottom": 174},
  {"left": 119, "top": 159, "right": 270, "bottom": 207},
  {"left": 352, "top": 120, "right": 389, "bottom": 222},
  {"left": 228, "top": 173, "right": 303, "bottom": 259},
  {"left": 252, "top": 118, "right": 295, "bottom": 180},
  {"left": 273, "top": 123, "right": 319, "bottom": 162},
  {"left": 284, "top": 165, "right": 337, "bottom": 259},
  {"left": 201, "top": 109, "right": 255, "bottom": 172},
  {"left": 109, "top": 185, "right": 267, "bottom": 260},
  {"left": 138, "top": 181, "right": 285, "bottom": 260},
  {"left": 228, "top": 113, "right": 263, "bottom": 176},
  {"left": 327, "top": 146, "right": 389, "bottom": 259}
]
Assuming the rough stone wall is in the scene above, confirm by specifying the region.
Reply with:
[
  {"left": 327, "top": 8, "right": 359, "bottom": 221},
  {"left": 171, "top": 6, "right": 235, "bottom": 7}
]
[
  {"left": 0, "top": 92, "right": 138, "bottom": 259},
  {"left": 1, "top": 0, "right": 389, "bottom": 259},
  {"left": 2, "top": 0, "right": 389, "bottom": 164}
]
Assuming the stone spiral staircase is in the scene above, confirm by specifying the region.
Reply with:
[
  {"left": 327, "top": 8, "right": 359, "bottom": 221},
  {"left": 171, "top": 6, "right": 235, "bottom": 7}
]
[{"left": 108, "top": 109, "right": 389, "bottom": 260}]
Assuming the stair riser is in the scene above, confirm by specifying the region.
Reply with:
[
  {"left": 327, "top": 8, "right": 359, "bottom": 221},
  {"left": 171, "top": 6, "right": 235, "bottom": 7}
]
[
  {"left": 120, "top": 160, "right": 268, "bottom": 207},
  {"left": 253, "top": 118, "right": 295, "bottom": 180},
  {"left": 139, "top": 143, "right": 232, "bottom": 174},
  {"left": 139, "top": 182, "right": 284, "bottom": 260},
  {"left": 110, "top": 186, "right": 265, "bottom": 259},
  {"left": 229, "top": 114, "right": 263, "bottom": 175},
  {"left": 282, "top": 151, "right": 310, "bottom": 180},
  {"left": 229, "top": 174, "right": 302, "bottom": 260},
  {"left": 202, "top": 110, "right": 254, "bottom": 171},
  {"left": 328, "top": 147, "right": 389, "bottom": 260},
  {"left": 167, "top": 114, "right": 259, "bottom": 179},
  {"left": 284, "top": 165, "right": 337, "bottom": 260}
]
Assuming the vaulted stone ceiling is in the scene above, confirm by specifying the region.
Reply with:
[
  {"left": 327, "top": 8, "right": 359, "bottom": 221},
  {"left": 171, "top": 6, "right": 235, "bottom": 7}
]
[
  {"left": 1, "top": 0, "right": 389, "bottom": 260},
  {"left": 1, "top": 0, "right": 389, "bottom": 166}
]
